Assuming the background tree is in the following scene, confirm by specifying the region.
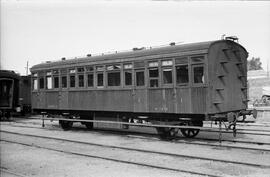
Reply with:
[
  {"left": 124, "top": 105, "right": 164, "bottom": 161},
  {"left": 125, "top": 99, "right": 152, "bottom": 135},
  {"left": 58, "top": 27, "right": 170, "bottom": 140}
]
[{"left": 247, "top": 57, "right": 262, "bottom": 70}]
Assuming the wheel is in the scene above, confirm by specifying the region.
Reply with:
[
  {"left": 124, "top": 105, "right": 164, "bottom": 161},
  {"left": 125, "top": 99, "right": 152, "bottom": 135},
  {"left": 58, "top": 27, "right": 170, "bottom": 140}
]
[
  {"left": 156, "top": 127, "right": 168, "bottom": 139},
  {"left": 180, "top": 129, "right": 200, "bottom": 138},
  {"left": 180, "top": 121, "right": 203, "bottom": 138},
  {"left": 84, "top": 122, "right": 93, "bottom": 130},
  {"left": 1, "top": 111, "right": 11, "bottom": 120},
  {"left": 80, "top": 115, "right": 94, "bottom": 130},
  {"left": 156, "top": 127, "right": 179, "bottom": 140},
  {"left": 59, "top": 120, "right": 73, "bottom": 130}
]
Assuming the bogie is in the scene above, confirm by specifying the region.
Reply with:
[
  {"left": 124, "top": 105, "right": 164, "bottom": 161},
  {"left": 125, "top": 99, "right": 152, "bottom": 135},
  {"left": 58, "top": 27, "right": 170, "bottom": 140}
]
[
  {"left": 156, "top": 127, "right": 179, "bottom": 140},
  {"left": 59, "top": 120, "right": 73, "bottom": 130},
  {"left": 155, "top": 120, "right": 203, "bottom": 139},
  {"left": 180, "top": 121, "right": 203, "bottom": 138},
  {"left": 80, "top": 115, "right": 94, "bottom": 130}
]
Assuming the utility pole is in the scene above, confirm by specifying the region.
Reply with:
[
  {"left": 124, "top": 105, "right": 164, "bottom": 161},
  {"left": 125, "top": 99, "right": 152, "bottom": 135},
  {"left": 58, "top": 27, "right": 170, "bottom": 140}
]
[{"left": 25, "top": 61, "right": 29, "bottom": 75}]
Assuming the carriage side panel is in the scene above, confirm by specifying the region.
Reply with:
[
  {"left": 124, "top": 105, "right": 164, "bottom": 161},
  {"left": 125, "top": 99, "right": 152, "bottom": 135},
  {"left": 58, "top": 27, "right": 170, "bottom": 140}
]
[
  {"left": 148, "top": 88, "right": 175, "bottom": 113},
  {"left": 66, "top": 89, "right": 133, "bottom": 112},
  {"left": 191, "top": 87, "right": 207, "bottom": 113},
  {"left": 46, "top": 91, "right": 59, "bottom": 109},
  {"left": 134, "top": 89, "right": 148, "bottom": 113},
  {"left": 175, "top": 88, "right": 192, "bottom": 114}
]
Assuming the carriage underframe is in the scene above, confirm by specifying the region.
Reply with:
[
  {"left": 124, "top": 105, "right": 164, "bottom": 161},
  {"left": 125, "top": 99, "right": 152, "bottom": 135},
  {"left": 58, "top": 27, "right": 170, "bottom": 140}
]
[{"left": 35, "top": 108, "right": 256, "bottom": 140}]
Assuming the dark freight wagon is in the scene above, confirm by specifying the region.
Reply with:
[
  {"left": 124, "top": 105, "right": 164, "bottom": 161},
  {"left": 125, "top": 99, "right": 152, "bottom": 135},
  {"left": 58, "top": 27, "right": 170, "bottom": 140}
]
[{"left": 30, "top": 38, "right": 253, "bottom": 138}]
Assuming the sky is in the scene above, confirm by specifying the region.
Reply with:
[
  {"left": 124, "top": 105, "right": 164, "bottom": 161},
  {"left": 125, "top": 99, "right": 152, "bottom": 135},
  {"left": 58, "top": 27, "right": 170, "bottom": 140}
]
[{"left": 1, "top": 0, "right": 270, "bottom": 75}]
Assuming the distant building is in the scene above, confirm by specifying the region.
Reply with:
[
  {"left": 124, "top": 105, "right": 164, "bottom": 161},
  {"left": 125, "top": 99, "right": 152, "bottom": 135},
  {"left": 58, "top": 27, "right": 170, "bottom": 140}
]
[{"left": 248, "top": 70, "right": 270, "bottom": 104}]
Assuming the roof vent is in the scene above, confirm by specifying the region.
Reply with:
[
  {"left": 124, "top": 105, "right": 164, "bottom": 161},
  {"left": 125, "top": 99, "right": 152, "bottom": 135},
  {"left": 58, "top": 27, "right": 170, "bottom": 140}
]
[
  {"left": 61, "top": 57, "right": 66, "bottom": 61},
  {"left": 225, "top": 36, "right": 238, "bottom": 42}
]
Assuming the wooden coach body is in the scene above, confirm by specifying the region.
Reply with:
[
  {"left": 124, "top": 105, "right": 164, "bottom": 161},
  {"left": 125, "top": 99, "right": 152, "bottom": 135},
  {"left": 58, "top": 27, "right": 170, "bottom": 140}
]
[
  {"left": 30, "top": 40, "right": 248, "bottom": 121},
  {"left": 0, "top": 70, "right": 20, "bottom": 118},
  {"left": 19, "top": 75, "right": 32, "bottom": 114}
]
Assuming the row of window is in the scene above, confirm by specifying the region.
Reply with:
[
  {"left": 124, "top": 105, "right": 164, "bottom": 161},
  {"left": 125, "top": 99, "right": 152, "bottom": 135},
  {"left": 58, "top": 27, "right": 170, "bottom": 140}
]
[{"left": 32, "top": 57, "right": 205, "bottom": 90}]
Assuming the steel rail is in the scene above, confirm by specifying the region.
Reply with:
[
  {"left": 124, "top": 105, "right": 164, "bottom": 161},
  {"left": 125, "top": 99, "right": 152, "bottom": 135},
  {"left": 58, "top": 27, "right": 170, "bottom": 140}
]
[
  {"left": 1, "top": 130, "right": 270, "bottom": 169},
  {"left": 1, "top": 139, "right": 220, "bottom": 177},
  {"left": 10, "top": 118, "right": 270, "bottom": 135},
  {"left": 0, "top": 167, "right": 28, "bottom": 177},
  {"left": 2, "top": 123, "right": 270, "bottom": 147},
  {"left": 236, "top": 123, "right": 270, "bottom": 128},
  {"left": 23, "top": 117, "right": 270, "bottom": 136}
]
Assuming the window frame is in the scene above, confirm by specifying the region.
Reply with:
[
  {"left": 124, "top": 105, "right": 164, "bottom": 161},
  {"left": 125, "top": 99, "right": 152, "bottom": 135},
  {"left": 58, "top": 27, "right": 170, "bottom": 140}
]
[
  {"left": 38, "top": 72, "right": 45, "bottom": 90},
  {"left": 60, "top": 69, "right": 67, "bottom": 89},
  {"left": 161, "top": 60, "right": 173, "bottom": 86},
  {"left": 96, "top": 72, "right": 104, "bottom": 88},
  {"left": 69, "top": 68, "right": 76, "bottom": 88},
  {"left": 53, "top": 69, "right": 59, "bottom": 89},
  {"left": 96, "top": 65, "right": 105, "bottom": 88},
  {"left": 85, "top": 66, "right": 95, "bottom": 88},
  {"left": 53, "top": 76, "right": 59, "bottom": 89},
  {"left": 124, "top": 70, "right": 133, "bottom": 87},
  {"left": 123, "top": 63, "right": 133, "bottom": 87},
  {"left": 106, "top": 64, "right": 121, "bottom": 87},
  {"left": 86, "top": 65, "right": 94, "bottom": 88},
  {"left": 45, "top": 71, "right": 53, "bottom": 90},
  {"left": 61, "top": 75, "right": 68, "bottom": 89},
  {"left": 69, "top": 75, "right": 76, "bottom": 88},
  {"left": 107, "top": 71, "right": 121, "bottom": 87},
  {"left": 87, "top": 73, "right": 94, "bottom": 88},
  {"left": 190, "top": 54, "right": 206, "bottom": 86},
  {"left": 175, "top": 64, "right": 189, "bottom": 86},
  {"left": 32, "top": 73, "right": 38, "bottom": 91},
  {"left": 148, "top": 67, "right": 159, "bottom": 88},
  {"left": 148, "top": 61, "right": 160, "bottom": 88},
  {"left": 77, "top": 67, "right": 85, "bottom": 88},
  {"left": 78, "top": 74, "right": 85, "bottom": 88},
  {"left": 135, "top": 69, "right": 145, "bottom": 87},
  {"left": 192, "top": 64, "right": 205, "bottom": 86},
  {"left": 162, "top": 67, "right": 173, "bottom": 85}
]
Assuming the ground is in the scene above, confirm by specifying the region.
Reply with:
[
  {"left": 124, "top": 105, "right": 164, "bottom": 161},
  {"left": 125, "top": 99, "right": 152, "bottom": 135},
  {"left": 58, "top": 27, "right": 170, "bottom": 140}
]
[{"left": 0, "top": 109, "right": 270, "bottom": 177}]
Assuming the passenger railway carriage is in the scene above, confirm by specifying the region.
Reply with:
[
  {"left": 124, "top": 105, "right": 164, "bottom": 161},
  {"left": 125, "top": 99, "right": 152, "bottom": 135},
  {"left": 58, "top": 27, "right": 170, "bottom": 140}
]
[
  {"left": 0, "top": 70, "right": 20, "bottom": 119},
  {"left": 0, "top": 70, "right": 32, "bottom": 119},
  {"left": 30, "top": 38, "right": 252, "bottom": 138}
]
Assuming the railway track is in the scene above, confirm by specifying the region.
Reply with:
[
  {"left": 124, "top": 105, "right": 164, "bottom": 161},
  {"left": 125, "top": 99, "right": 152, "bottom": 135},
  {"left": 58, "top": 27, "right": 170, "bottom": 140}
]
[
  {"left": 7, "top": 119, "right": 270, "bottom": 137},
  {"left": 5, "top": 118, "right": 270, "bottom": 136},
  {"left": 0, "top": 167, "right": 28, "bottom": 177},
  {"left": 236, "top": 123, "right": 270, "bottom": 128},
  {"left": 10, "top": 117, "right": 270, "bottom": 136},
  {"left": 1, "top": 140, "right": 217, "bottom": 177},
  {"left": 1, "top": 130, "right": 270, "bottom": 177},
  {"left": 93, "top": 128, "right": 270, "bottom": 152},
  {"left": 1, "top": 122, "right": 270, "bottom": 152}
]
